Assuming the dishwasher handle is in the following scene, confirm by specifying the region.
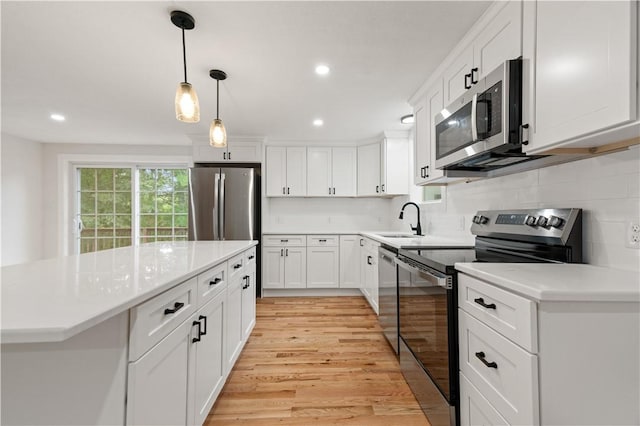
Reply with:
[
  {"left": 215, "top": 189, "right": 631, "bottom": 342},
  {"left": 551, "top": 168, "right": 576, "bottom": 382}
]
[{"left": 394, "top": 257, "right": 451, "bottom": 289}]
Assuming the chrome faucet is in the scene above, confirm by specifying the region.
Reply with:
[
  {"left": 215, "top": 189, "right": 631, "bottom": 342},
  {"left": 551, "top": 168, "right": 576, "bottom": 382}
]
[{"left": 399, "top": 202, "right": 422, "bottom": 236}]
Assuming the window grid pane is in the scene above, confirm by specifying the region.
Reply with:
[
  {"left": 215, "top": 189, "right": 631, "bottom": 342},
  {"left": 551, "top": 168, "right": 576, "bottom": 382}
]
[{"left": 138, "top": 168, "right": 188, "bottom": 244}]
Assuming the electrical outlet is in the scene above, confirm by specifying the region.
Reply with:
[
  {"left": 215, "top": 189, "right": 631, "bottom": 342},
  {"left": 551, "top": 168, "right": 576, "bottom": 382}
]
[{"left": 626, "top": 222, "right": 640, "bottom": 249}]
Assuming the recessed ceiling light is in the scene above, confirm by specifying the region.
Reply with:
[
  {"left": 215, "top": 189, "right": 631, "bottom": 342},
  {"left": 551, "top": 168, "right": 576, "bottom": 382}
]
[
  {"left": 400, "top": 114, "right": 414, "bottom": 124},
  {"left": 50, "top": 113, "right": 66, "bottom": 122},
  {"left": 313, "top": 119, "right": 324, "bottom": 127},
  {"left": 315, "top": 65, "right": 330, "bottom": 76}
]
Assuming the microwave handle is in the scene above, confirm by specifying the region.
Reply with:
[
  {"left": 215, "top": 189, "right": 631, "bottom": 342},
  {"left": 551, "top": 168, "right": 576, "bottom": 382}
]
[{"left": 471, "top": 93, "right": 478, "bottom": 142}]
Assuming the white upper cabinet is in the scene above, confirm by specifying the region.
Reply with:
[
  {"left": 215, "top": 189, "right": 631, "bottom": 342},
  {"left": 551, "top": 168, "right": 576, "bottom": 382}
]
[
  {"left": 413, "top": 99, "right": 430, "bottom": 185},
  {"left": 443, "top": 1, "right": 522, "bottom": 106},
  {"left": 522, "top": 0, "right": 638, "bottom": 153},
  {"left": 265, "top": 146, "right": 307, "bottom": 197},
  {"left": 307, "top": 146, "right": 357, "bottom": 197},
  {"left": 357, "top": 143, "right": 382, "bottom": 196},
  {"left": 358, "top": 138, "right": 409, "bottom": 196},
  {"left": 193, "top": 140, "right": 262, "bottom": 163}
]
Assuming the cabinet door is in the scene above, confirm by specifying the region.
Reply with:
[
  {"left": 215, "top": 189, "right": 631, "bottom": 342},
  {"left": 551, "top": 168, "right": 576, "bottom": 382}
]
[
  {"left": 306, "top": 247, "right": 339, "bottom": 288},
  {"left": 286, "top": 147, "right": 307, "bottom": 196},
  {"left": 443, "top": 44, "right": 474, "bottom": 106},
  {"left": 228, "top": 142, "right": 261, "bottom": 162},
  {"left": 241, "top": 266, "right": 256, "bottom": 340},
  {"left": 360, "top": 247, "right": 372, "bottom": 299},
  {"left": 262, "top": 247, "right": 285, "bottom": 289},
  {"left": 307, "top": 147, "right": 332, "bottom": 196},
  {"left": 332, "top": 147, "right": 357, "bottom": 196},
  {"left": 127, "top": 316, "right": 194, "bottom": 426},
  {"left": 357, "top": 143, "right": 381, "bottom": 196},
  {"left": 426, "top": 80, "right": 445, "bottom": 182},
  {"left": 413, "top": 99, "right": 430, "bottom": 185},
  {"left": 368, "top": 248, "right": 379, "bottom": 314},
  {"left": 339, "top": 235, "right": 361, "bottom": 288},
  {"left": 193, "top": 145, "right": 226, "bottom": 162},
  {"left": 524, "top": 0, "right": 637, "bottom": 152},
  {"left": 473, "top": 0, "right": 522, "bottom": 80},
  {"left": 192, "top": 292, "right": 226, "bottom": 426},
  {"left": 284, "top": 247, "right": 306, "bottom": 288},
  {"left": 382, "top": 138, "right": 409, "bottom": 195},
  {"left": 225, "top": 276, "right": 243, "bottom": 370},
  {"left": 266, "top": 147, "right": 287, "bottom": 196}
]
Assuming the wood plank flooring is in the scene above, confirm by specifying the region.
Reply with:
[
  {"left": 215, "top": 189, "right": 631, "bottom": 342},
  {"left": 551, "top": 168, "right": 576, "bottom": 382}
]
[{"left": 206, "top": 296, "right": 430, "bottom": 426}]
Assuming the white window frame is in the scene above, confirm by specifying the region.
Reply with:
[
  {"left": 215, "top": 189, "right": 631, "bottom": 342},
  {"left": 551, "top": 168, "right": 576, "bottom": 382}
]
[{"left": 59, "top": 154, "right": 191, "bottom": 256}]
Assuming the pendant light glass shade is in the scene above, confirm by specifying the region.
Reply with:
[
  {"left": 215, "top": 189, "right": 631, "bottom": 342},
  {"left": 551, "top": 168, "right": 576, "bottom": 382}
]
[
  {"left": 175, "top": 82, "right": 200, "bottom": 123},
  {"left": 209, "top": 118, "right": 227, "bottom": 147}
]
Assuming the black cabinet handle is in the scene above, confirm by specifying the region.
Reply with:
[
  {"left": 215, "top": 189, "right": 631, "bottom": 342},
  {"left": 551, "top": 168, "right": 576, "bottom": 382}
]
[
  {"left": 319, "top": 239, "right": 327, "bottom": 242},
  {"left": 285, "top": 248, "right": 289, "bottom": 256},
  {"left": 425, "top": 165, "right": 429, "bottom": 178},
  {"left": 420, "top": 167, "right": 425, "bottom": 179},
  {"left": 464, "top": 73, "right": 472, "bottom": 89},
  {"left": 367, "top": 255, "right": 372, "bottom": 265},
  {"left": 281, "top": 239, "right": 289, "bottom": 242},
  {"left": 287, "top": 187, "right": 290, "bottom": 195},
  {"left": 360, "top": 239, "right": 364, "bottom": 247},
  {"left": 233, "top": 263, "right": 242, "bottom": 269},
  {"left": 242, "top": 275, "right": 250, "bottom": 289},
  {"left": 199, "top": 315, "right": 207, "bottom": 336},
  {"left": 282, "top": 187, "right": 286, "bottom": 195},
  {"left": 376, "top": 185, "right": 379, "bottom": 193},
  {"left": 228, "top": 152, "right": 231, "bottom": 160},
  {"left": 475, "top": 351, "right": 498, "bottom": 369},
  {"left": 280, "top": 248, "right": 284, "bottom": 256},
  {"left": 329, "top": 187, "right": 332, "bottom": 195},
  {"left": 223, "top": 152, "right": 226, "bottom": 160},
  {"left": 248, "top": 255, "right": 255, "bottom": 260},
  {"left": 471, "top": 67, "right": 478, "bottom": 84},
  {"left": 209, "top": 277, "right": 222, "bottom": 286},
  {"left": 164, "top": 302, "right": 184, "bottom": 315},
  {"left": 192, "top": 320, "right": 202, "bottom": 343},
  {"left": 474, "top": 297, "right": 497, "bottom": 310},
  {"left": 381, "top": 184, "right": 385, "bottom": 192},
  {"left": 332, "top": 187, "right": 335, "bottom": 195}
]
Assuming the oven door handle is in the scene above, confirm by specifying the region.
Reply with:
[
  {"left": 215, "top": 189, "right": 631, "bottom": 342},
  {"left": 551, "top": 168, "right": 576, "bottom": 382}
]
[{"left": 394, "top": 257, "right": 451, "bottom": 289}]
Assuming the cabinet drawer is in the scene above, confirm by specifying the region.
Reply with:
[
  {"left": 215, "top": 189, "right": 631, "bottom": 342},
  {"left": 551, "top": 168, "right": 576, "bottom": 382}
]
[
  {"left": 197, "top": 262, "right": 227, "bottom": 306},
  {"left": 459, "top": 310, "right": 539, "bottom": 426},
  {"left": 459, "top": 273, "right": 537, "bottom": 352},
  {"left": 228, "top": 252, "right": 245, "bottom": 282},
  {"left": 245, "top": 246, "right": 257, "bottom": 266},
  {"left": 307, "top": 235, "right": 338, "bottom": 247},
  {"left": 263, "top": 235, "right": 307, "bottom": 247},
  {"left": 460, "top": 373, "right": 509, "bottom": 426},
  {"left": 129, "top": 278, "right": 198, "bottom": 361}
]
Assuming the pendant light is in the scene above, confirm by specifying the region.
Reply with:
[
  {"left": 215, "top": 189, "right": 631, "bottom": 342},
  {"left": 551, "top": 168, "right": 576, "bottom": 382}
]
[
  {"left": 171, "top": 11, "right": 200, "bottom": 123},
  {"left": 209, "top": 69, "right": 228, "bottom": 147}
]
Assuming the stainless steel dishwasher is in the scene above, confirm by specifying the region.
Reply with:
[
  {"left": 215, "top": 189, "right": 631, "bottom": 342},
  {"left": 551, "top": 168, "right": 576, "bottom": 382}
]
[{"left": 378, "top": 245, "right": 399, "bottom": 355}]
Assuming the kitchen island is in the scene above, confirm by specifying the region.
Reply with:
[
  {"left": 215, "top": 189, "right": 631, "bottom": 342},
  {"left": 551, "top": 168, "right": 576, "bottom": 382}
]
[{"left": 1, "top": 240, "right": 258, "bottom": 426}]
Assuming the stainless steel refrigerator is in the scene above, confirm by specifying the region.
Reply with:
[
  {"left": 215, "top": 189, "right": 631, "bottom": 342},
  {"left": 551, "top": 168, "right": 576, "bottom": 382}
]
[{"left": 188, "top": 166, "right": 260, "bottom": 241}]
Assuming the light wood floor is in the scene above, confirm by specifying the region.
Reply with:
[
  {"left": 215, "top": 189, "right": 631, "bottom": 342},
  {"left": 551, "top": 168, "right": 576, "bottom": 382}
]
[{"left": 206, "top": 296, "right": 430, "bottom": 426}]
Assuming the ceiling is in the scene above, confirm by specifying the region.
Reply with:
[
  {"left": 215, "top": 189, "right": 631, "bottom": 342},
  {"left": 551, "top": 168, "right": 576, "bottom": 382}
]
[{"left": 1, "top": 1, "right": 490, "bottom": 146}]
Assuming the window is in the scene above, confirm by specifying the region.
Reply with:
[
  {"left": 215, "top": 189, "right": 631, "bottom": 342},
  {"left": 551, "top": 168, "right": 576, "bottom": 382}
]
[{"left": 75, "top": 166, "right": 188, "bottom": 254}]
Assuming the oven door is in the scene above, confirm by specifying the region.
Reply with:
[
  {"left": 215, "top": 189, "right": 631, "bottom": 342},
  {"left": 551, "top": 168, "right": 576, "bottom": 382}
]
[{"left": 396, "top": 257, "right": 458, "bottom": 425}]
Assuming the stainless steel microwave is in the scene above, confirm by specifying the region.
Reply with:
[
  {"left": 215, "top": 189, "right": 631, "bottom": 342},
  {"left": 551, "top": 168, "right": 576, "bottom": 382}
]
[{"left": 434, "top": 58, "right": 531, "bottom": 172}]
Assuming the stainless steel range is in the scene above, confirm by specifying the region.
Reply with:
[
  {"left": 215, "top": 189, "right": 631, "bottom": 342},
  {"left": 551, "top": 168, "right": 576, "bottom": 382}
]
[{"left": 395, "top": 208, "right": 583, "bottom": 426}]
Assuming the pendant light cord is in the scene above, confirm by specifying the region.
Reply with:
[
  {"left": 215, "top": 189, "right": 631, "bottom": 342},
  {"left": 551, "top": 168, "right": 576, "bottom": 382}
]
[
  {"left": 182, "top": 27, "right": 188, "bottom": 83},
  {"left": 216, "top": 79, "right": 220, "bottom": 119}
]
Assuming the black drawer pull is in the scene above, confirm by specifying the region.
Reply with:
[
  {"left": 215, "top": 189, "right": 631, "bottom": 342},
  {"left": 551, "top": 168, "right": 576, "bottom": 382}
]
[
  {"left": 474, "top": 297, "right": 497, "bottom": 310},
  {"left": 248, "top": 255, "right": 255, "bottom": 260},
  {"left": 464, "top": 73, "right": 472, "bottom": 89},
  {"left": 164, "top": 302, "right": 184, "bottom": 315},
  {"left": 209, "top": 277, "right": 222, "bottom": 286},
  {"left": 475, "top": 351, "right": 498, "bottom": 369},
  {"left": 233, "top": 263, "right": 242, "bottom": 269},
  {"left": 319, "top": 239, "right": 327, "bottom": 242},
  {"left": 192, "top": 320, "right": 202, "bottom": 343},
  {"left": 367, "top": 255, "right": 372, "bottom": 265},
  {"left": 199, "top": 315, "right": 207, "bottom": 336},
  {"left": 471, "top": 67, "right": 478, "bottom": 84},
  {"left": 280, "top": 239, "right": 288, "bottom": 242}
]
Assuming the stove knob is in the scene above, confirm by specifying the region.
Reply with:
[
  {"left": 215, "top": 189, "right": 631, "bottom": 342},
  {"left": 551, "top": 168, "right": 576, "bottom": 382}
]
[
  {"left": 478, "top": 215, "right": 489, "bottom": 224},
  {"left": 525, "top": 215, "right": 537, "bottom": 226},
  {"left": 549, "top": 215, "right": 564, "bottom": 228},
  {"left": 472, "top": 215, "right": 481, "bottom": 224},
  {"left": 536, "top": 216, "right": 549, "bottom": 227}
]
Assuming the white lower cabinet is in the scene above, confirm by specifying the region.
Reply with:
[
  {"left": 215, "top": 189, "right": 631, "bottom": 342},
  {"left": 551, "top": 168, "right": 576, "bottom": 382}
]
[
  {"left": 127, "top": 246, "right": 257, "bottom": 426},
  {"left": 359, "top": 237, "right": 379, "bottom": 314},
  {"left": 263, "top": 235, "right": 307, "bottom": 289},
  {"left": 339, "top": 235, "right": 361, "bottom": 288},
  {"left": 307, "top": 236, "right": 339, "bottom": 288},
  {"left": 460, "top": 373, "right": 509, "bottom": 426},
  {"left": 127, "top": 314, "right": 195, "bottom": 426},
  {"left": 192, "top": 291, "right": 226, "bottom": 426}
]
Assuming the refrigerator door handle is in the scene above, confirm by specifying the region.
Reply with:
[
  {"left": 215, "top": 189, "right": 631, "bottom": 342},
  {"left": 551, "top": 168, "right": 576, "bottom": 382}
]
[
  {"left": 219, "top": 173, "right": 226, "bottom": 240},
  {"left": 213, "top": 172, "right": 220, "bottom": 240}
]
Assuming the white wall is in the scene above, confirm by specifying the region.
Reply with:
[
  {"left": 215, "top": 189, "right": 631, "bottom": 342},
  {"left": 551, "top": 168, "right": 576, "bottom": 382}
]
[
  {"left": 1, "top": 134, "right": 44, "bottom": 266},
  {"left": 391, "top": 146, "right": 640, "bottom": 272},
  {"left": 41, "top": 143, "right": 191, "bottom": 259}
]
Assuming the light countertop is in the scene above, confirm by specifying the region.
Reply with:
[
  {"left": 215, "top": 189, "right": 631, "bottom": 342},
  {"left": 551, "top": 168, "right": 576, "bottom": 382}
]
[
  {"left": 456, "top": 262, "right": 640, "bottom": 302},
  {"left": 263, "top": 231, "right": 475, "bottom": 249},
  {"left": 1, "top": 241, "right": 257, "bottom": 344}
]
